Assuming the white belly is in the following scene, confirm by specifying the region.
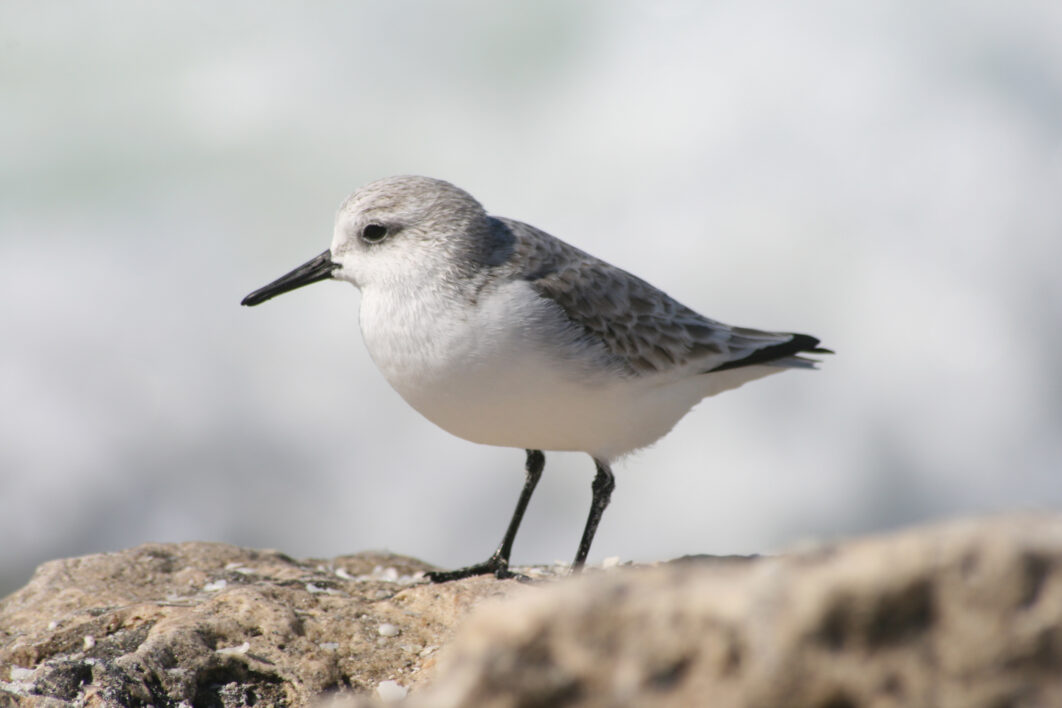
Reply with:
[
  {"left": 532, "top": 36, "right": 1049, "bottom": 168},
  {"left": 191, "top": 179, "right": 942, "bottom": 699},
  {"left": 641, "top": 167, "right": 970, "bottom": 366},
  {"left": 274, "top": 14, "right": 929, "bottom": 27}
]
[
  {"left": 358, "top": 279, "right": 778, "bottom": 460},
  {"left": 359, "top": 280, "right": 688, "bottom": 459}
]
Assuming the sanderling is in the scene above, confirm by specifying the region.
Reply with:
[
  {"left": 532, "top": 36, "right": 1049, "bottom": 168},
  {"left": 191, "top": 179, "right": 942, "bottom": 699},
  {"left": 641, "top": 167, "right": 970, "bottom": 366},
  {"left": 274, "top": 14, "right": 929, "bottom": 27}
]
[{"left": 242, "top": 175, "right": 830, "bottom": 581}]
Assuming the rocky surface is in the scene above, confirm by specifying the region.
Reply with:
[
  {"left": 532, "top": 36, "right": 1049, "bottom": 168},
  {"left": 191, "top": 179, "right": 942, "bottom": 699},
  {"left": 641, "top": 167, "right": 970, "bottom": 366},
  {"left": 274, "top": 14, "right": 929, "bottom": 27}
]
[
  {"left": 0, "top": 543, "right": 542, "bottom": 706},
  {"left": 3, "top": 514, "right": 1062, "bottom": 707},
  {"left": 408, "top": 513, "right": 1062, "bottom": 708}
]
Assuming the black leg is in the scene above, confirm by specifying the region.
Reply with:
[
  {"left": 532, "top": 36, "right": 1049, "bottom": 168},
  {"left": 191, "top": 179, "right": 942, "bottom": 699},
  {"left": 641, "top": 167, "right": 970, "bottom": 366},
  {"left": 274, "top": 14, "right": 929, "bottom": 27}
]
[
  {"left": 571, "top": 458, "right": 615, "bottom": 571},
  {"left": 427, "top": 449, "right": 545, "bottom": 582}
]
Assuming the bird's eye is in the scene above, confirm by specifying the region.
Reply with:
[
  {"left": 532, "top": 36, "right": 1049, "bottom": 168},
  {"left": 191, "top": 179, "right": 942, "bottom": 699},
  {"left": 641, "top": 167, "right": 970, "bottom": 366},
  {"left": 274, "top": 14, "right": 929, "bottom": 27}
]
[{"left": 361, "top": 223, "right": 388, "bottom": 243}]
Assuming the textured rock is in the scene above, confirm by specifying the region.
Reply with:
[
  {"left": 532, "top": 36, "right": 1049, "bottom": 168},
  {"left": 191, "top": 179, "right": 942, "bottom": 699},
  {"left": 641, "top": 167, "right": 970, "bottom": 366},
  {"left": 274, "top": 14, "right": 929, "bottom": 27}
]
[
  {"left": 0, "top": 543, "right": 537, "bottom": 706},
  {"left": 409, "top": 514, "right": 1062, "bottom": 708},
  {"left": 3, "top": 515, "right": 1062, "bottom": 707}
]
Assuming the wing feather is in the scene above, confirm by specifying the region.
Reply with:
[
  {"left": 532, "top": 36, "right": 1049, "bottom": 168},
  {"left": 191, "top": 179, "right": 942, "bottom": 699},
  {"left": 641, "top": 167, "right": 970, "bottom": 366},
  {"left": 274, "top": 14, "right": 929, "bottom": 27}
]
[{"left": 492, "top": 217, "right": 829, "bottom": 376}]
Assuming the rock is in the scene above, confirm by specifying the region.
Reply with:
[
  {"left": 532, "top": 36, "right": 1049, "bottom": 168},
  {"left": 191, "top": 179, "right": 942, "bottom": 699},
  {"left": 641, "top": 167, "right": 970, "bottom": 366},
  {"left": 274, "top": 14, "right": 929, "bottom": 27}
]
[
  {"left": 0, "top": 543, "right": 537, "bottom": 706},
  {"left": 409, "top": 513, "right": 1062, "bottom": 708},
  {"left": 2, "top": 515, "right": 1061, "bottom": 707}
]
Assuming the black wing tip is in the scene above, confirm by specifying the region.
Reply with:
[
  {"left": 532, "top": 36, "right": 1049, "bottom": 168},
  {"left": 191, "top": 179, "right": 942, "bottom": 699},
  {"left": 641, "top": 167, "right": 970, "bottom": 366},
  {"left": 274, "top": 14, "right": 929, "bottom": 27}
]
[
  {"left": 792, "top": 335, "right": 835, "bottom": 355},
  {"left": 784, "top": 334, "right": 835, "bottom": 356},
  {"left": 709, "top": 332, "right": 832, "bottom": 373}
]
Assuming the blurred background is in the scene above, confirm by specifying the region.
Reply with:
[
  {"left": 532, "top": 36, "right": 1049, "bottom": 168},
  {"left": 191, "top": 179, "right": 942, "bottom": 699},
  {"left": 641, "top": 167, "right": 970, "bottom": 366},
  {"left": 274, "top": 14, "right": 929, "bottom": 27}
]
[{"left": 2, "top": 1, "right": 1060, "bottom": 597}]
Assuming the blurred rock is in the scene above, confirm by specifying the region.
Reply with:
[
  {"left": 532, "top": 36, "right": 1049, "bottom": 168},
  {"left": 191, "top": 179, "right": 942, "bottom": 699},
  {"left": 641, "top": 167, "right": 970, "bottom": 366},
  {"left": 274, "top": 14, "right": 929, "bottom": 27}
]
[
  {"left": 411, "top": 514, "right": 1062, "bottom": 708},
  {"left": 3, "top": 515, "right": 1062, "bottom": 707}
]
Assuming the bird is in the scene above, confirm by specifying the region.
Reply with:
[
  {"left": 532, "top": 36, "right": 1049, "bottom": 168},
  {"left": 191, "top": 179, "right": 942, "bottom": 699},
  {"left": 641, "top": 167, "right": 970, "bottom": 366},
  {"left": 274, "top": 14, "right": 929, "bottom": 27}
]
[{"left": 241, "top": 175, "right": 830, "bottom": 582}]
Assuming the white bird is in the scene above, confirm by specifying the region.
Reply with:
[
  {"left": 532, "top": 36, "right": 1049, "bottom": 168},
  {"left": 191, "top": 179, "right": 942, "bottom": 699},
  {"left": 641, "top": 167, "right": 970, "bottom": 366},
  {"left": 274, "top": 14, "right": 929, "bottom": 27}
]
[{"left": 242, "top": 175, "right": 830, "bottom": 581}]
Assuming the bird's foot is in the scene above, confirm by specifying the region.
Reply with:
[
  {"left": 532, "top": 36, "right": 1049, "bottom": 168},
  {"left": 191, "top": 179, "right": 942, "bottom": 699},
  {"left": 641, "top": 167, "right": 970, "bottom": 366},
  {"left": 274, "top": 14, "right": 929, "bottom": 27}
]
[{"left": 425, "top": 553, "right": 530, "bottom": 583}]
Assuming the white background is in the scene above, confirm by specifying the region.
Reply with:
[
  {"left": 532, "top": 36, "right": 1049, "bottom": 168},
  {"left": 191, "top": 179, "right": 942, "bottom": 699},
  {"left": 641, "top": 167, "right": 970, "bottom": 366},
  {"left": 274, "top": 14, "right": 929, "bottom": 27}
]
[{"left": 2, "top": 1, "right": 1061, "bottom": 595}]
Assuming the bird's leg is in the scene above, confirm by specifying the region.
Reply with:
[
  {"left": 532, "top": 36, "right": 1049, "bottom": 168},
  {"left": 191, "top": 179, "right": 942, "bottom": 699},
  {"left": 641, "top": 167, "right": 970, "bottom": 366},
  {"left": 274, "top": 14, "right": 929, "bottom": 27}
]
[
  {"left": 427, "top": 449, "right": 545, "bottom": 582},
  {"left": 571, "top": 458, "right": 615, "bottom": 571}
]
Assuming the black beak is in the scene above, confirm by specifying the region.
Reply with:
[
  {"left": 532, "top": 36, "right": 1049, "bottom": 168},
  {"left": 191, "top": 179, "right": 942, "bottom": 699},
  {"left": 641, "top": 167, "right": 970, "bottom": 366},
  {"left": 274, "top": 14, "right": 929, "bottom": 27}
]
[{"left": 241, "top": 250, "right": 338, "bottom": 306}]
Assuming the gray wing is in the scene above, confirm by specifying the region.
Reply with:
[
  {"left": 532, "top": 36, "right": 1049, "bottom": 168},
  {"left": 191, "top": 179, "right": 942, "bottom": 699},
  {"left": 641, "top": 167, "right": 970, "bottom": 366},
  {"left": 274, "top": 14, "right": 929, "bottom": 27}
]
[{"left": 495, "top": 217, "right": 827, "bottom": 377}]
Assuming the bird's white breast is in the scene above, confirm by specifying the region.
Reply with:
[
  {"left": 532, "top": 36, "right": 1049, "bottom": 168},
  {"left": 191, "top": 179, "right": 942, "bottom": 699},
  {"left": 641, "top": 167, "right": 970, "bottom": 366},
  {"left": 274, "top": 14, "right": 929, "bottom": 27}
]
[{"left": 358, "top": 278, "right": 724, "bottom": 460}]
